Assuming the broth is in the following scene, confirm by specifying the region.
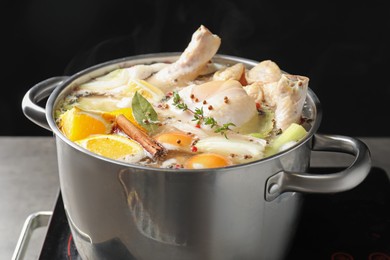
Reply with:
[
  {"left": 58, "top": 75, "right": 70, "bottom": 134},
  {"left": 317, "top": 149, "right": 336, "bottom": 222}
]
[{"left": 55, "top": 26, "right": 311, "bottom": 169}]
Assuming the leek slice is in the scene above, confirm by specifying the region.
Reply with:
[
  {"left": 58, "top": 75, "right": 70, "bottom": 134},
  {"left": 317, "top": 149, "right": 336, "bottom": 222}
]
[
  {"left": 248, "top": 108, "right": 274, "bottom": 139},
  {"left": 265, "top": 123, "right": 307, "bottom": 156}
]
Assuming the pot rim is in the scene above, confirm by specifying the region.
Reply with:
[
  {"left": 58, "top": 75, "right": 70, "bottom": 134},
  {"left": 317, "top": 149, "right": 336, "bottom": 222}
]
[{"left": 46, "top": 52, "right": 322, "bottom": 172}]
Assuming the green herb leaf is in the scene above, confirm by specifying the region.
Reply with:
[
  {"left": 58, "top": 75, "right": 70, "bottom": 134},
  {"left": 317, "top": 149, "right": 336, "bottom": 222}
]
[
  {"left": 172, "top": 91, "right": 188, "bottom": 110},
  {"left": 204, "top": 117, "right": 217, "bottom": 128},
  {"left": 215, "top": 122, "right": 236, "bottom": 138},
  {"left": 173, "top": 91, "right": 181, "bottom": 104},
  {"left": 191, "top": 107, "right": 203, "bottom": 125},
  {"left": 132, "top": 92, "right": 159, "bottom": 133},
  {"left": 194, "top": 107, "right": 203, "bottom": 116}
]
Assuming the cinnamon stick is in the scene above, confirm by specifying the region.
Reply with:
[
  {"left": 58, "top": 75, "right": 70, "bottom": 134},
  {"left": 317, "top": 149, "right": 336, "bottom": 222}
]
[{"left": 116, "top": 114, "right": 166, "bottom": 159}]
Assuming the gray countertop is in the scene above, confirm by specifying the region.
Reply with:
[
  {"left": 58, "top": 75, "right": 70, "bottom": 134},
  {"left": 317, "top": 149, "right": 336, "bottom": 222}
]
[
  {"left": 1, "top": 136, "right": 389, "bottom": 260},
  {"left": 0, "top": 137, "right": 59, "bottom": 260}
]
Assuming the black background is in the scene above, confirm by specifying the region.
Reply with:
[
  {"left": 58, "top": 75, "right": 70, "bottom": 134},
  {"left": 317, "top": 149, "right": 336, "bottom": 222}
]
[{"left": 4, "top": 0, "right": 390, "bottom": 137}]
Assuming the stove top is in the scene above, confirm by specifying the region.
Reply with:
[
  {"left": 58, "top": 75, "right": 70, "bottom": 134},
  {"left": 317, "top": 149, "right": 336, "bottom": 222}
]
[{"left": 37, "top": 167, "right": 390, "bottom": 260}]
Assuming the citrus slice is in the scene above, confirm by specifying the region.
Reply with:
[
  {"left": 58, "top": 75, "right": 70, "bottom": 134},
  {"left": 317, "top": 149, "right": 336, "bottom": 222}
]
[
  {"left": 154, "top": 132, "right": 193, "bottom": 152},
  {"left": 126, "top": 79, "right": 165, "bottom": 103},
  {"left": 76, "top": 134, "right": 145, "bottom": 162},
  {"left": 58, "top": 107, "right": 113, "bottom": 141},
  {"left": 103, "top": 107, "right": 145, "bottom": 131},
  {"left": 184, "top": 153, "right": 231, "bottom": 169}
]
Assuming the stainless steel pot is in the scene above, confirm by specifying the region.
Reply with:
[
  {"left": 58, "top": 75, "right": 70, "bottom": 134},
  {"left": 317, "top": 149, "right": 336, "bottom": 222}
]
[{"left": 22, "top": 53, "right": 371, "bottom": 260}]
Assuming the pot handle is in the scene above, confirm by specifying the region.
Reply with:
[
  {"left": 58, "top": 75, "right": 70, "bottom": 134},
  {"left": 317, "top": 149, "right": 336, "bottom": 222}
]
[
  {"left": 22, "top": 76, "right": 68, "bottom": 131},
  {"left": 265, "top": 134, "right": 371, "bottom": 201}
]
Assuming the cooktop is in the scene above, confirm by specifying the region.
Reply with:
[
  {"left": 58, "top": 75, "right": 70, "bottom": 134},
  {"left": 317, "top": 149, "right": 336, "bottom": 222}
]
[{"left": 37, "top": 167, "right": 390, "bottom": 260}]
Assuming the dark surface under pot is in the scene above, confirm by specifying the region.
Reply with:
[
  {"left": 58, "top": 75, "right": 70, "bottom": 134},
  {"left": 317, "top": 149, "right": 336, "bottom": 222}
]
[{"left": 39, "top": 167, "right": 390, "bottom": 260}]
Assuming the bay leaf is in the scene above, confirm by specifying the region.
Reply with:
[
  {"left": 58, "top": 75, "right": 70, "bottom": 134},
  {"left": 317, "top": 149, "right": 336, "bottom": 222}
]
[{"left": 131, "top": 92, "right": 159, "bottom": 133}]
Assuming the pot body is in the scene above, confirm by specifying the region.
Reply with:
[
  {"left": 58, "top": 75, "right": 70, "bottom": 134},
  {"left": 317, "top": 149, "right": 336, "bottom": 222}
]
[
  {"left": 22, "top": 53, "right": 371, "bottom": 260},
  {"left": 56, "top": 134, "right": 310, "bottom": 260}
]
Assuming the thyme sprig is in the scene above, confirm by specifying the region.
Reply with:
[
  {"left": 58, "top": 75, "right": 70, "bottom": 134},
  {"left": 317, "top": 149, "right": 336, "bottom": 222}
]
[
  {"left": 172, "top": 91, "right": 235, "bottom": 138},
  {"left": 173, "top": 92, "right": 188, "bottom": 110}
]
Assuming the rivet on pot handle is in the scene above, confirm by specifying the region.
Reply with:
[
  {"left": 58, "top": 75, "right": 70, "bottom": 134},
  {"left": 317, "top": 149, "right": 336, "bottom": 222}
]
[
  {"left": 22, "top": 77, "right": 68, "bottom": 131},
  {"left": 265, "top": 134, "right": 372, "bottom": 201}
]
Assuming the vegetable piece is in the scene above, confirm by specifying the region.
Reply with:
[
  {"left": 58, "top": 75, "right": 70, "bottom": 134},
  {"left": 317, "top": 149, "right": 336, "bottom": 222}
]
[
  {"left": 265, "top": 123, "right": 307, "bottom": 156},
  {"left": 196, "top": 136, "right": 266, "bottom": 163},
  {"left": 131, "top": 92, "right": 159, "bottom": 133},
  {"left": 249, "top": 108, "right": 275, "bottom": 139},
  {"left": 79, "top": 69, "right": 129, "bottom": 91}
]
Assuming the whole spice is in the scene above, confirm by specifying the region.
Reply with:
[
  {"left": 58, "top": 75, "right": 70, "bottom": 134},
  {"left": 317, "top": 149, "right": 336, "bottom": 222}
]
[{"left": 116, "top": 115, "right": 166, "bottom": 159}]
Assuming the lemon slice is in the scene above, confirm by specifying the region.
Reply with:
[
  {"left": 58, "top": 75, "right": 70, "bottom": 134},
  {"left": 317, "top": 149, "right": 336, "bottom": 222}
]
[
  {"left": 127, "top": 79, "right": 164, "bottom": 103},
  {"left": 59, "top": 107, "right": 113, "bottom": 141},
  {"left": 76, "top": 134, "right": 145, "bottom": 163}
]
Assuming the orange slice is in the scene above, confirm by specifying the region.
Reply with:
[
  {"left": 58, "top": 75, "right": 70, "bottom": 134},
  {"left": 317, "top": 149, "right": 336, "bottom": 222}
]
[
  {"left": 103, "top": 108, "right": 145, "bottom": 131},
  {"left": 154, "top": 132, "right": 193, "bottom": 152},
  {"left": 75, "top": 134, "right": 145, "bottom": 162},
  {"left": 59, "top": 107, "right": 112, "bottom": 141},
  {"left": 184, "top": 153, "right": 231, "bottom": 169}
]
